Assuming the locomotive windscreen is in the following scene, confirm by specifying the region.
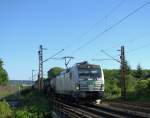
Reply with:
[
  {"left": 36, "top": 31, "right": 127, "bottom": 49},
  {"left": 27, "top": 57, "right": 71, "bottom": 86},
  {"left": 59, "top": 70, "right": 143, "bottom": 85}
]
[{"left": 78, "top": 64, "right": 101, "bottom": 79}]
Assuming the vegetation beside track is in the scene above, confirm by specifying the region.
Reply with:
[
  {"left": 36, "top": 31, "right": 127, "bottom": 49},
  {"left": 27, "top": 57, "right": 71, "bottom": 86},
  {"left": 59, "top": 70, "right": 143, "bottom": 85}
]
[
  {"left": 0, "top": 59, "right": 8, "bottom": 85},
  {"left": 0, "top": 100, "right": 12, "bottom": 118},
  {"left": 0, "top": 85, "right": 19, "bottom": 99},
  {"left": 0, "top": 88, "right": 52, "bottom": 118},
  {"left": 104, "top": 63, "right": 150, "bottom": 102},
  {"left": 13, "top": 88, "right": 51, "bottom": 118}
]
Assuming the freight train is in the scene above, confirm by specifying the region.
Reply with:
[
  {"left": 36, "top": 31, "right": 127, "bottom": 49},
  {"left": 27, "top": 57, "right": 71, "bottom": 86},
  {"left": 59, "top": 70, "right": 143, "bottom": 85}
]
[{"left": 36, "top": 61, "right": 104, "bottom": 103}]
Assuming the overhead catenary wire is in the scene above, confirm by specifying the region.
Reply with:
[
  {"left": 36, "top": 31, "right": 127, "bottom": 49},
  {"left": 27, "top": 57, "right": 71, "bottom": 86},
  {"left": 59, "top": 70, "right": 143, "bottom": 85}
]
[
  {"left": 95, "top": 41, "right": 150, "bottom": 62},
  {"left": 47, "top": 0, "right": 126, "bottom": 63},
  {"left": 70, "top": 0, "right": 150, "bottom": 56},
  {"left": 35, "top": 48, "right": 64, "bottom": 83},
  {"left": 95, "top": 41, "right": 150, "bottom": 63},
  {"left": 99, "top": 35, "right": 150, "bottom": 57},
  {"left": 63, "top": 0, "right": 126, "bottom": 50},
  {"left": 90, "top": 34, "right": 146, "bottom": 61},
  {"left": 102, "top": 34, "right": 147, "bottom": 52},
  {"left": 96, "top": 34, "right": 147, "bottom": 58},
  {"left": 78, "top": 0, "right": 126, "bottom": 39},
  {"left": 126, "top": 41, "right": 150, "bottom": 54},
  {"left": 42, "top": 49, "right": 64, "bottom": 63},
  {"left": 101, "top": 50, "right": 120, "bottom": 63},
  {"left": 92, "top": 58, "right": 117, "bottom": 61}
]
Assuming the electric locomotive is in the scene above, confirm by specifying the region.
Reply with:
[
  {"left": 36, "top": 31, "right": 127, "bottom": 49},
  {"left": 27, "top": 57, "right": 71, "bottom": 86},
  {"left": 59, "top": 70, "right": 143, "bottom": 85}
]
[{"left": 49, "top": 61, "right": 104, "bottom": 103}]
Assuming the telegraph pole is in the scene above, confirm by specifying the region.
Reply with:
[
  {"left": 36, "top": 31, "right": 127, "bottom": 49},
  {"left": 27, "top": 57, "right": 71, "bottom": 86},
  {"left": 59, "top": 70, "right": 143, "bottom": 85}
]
[
  {"left": 38, "top": 45, "right": 45, "bottom": 91},
  {"left": 37, "top": 45, "right": 63, "bottom": 91},
  {"left": 100, "top": 47, "right": 126, "bottom": 100},
  {"left": 120, "top": 46, "right": 126, "bottom": 101}
]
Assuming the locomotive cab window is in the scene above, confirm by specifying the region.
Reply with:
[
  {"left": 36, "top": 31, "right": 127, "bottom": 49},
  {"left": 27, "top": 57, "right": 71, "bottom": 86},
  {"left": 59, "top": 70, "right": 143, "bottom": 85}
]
[
  {"left": 78, "top": 67, "right": 101, "bottom": 79},
  {"left": 69, "top": 73, "right": 72, "bottom": 79}
]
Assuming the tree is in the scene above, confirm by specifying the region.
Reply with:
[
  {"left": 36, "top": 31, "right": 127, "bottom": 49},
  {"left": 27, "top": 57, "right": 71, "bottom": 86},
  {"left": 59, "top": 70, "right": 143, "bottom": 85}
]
[
  {"left": 134, "top": 64, "right": 144, "bottom": 79},
  {"left": 119, "top": 60, "right": 136, "bottom": 98},
  {"left": 119, "top": 60, "right": 131, "bottom": 81},
  {"left": 105, "top": 78, "right": 121, "bottom": 98},
  {"left": 125, "top": 74, "right": 136, "bottom": 93},
  {"left": 47, "top": 67, "right": 64, "bottom": 78},
  {"left": 147, "top": 79, "right": 150, "bottom": 93},
  {"left": 135, "top": 79, "right": 149, "bottom": 96},
  {"left": 104, "top": 69, "right": 121, "bottom": 98},
  {"left": 124, "top": 61, "right": 132, "bottom": 75},
  {"left": 104, "top": 69, "right": 120, "bottom": 80},
  {"left": 0, "top": 59, "right": 8, "bottom": 85}
]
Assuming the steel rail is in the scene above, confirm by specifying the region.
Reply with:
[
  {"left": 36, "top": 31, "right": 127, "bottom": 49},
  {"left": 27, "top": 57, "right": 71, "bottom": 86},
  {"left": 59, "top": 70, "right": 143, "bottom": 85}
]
[
  {"left": 87, "top": 104, "right": 150, "bottom": 118},
  {"left": 79, "top": 105, "right": 124, "bottom": 118},
  {"left": 108, "top": 102, "right": 150, "bottom": 114},
  {"left": 58, "top": 108, "right": 80, "bottom": 118},
  {"left": 51, "top": 99, "right": 101, "bottom": 118},
  {"left": 117, "top": 102, "right": 150, "bottom": 108},
  {"left": 51, "top": 98, "right": 124, "bottom": 118},
  {"left": 50, "top": 98, "right": 150, "bottom": 118},
  {"left": 59, "top": 101, "right": 100, "bottom": 118}
]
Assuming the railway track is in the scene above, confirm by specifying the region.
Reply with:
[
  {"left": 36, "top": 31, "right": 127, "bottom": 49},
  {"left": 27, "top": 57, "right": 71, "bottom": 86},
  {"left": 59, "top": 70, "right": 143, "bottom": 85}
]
[
  {"left": 107, "top": 102, "right": 150, "bottom": 114},
  {"left": 109, "top": 101, "right": 150, "bottom": 108},
  {"left": 50, "top": 98, "right": 150, "bottom": 118},
  {"left": 86, "top": 104, "right": 150, "bottom": 118},
  {"left": 52, "top": 100, "right": 101, "bottom": 118}
]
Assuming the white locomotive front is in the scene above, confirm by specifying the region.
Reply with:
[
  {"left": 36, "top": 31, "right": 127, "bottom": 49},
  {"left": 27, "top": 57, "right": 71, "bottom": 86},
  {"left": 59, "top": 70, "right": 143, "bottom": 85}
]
[{"left": 50, "top": 61, "right": 104, "bottom": 102}]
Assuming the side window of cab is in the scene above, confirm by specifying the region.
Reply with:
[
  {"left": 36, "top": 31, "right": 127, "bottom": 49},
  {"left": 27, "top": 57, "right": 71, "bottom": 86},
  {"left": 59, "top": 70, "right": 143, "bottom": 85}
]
[{"left": 70, "top": 72, "right": 72, "bottom": 79}]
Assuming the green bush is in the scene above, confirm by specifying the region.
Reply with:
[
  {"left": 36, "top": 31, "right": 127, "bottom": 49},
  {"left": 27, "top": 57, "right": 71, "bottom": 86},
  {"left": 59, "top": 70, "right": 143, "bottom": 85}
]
[
  {"left": 14, "top": 90, "right": 51, "bottom": 118},
  {"left": 0, "top": 59, "right": 8, "bottom": 85},
  {"left": 0, "top": 100, "right": 12, "bottom": 118},
  {"left": 105, "top": 78, "right": 121, "bottom": 98},
  {"left": 15, "top": 110, "right": 32, "bottom": 118},
  {"left": 126, "top": 74, "right": 136, "bottom": 93},
  {"left": 147, "top": 79, "right": 150, "bottom": 92},
  {"left": 135, "top": 79, "right": 149, "bottom": 96},
  {"left": 15, "top": 106, "right": 50, "bottom": 118}
]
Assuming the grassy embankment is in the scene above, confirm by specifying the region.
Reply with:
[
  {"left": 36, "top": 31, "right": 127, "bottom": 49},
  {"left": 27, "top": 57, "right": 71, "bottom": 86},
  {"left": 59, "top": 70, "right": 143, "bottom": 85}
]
[
  {"left": 0, "top": 85, "right": 18, "bottom": 99},
  {"left": 13, "top": 88, "right": 51, "bottom": 118},
  {"left": 0, "top": 86, "right": 52, "bottom": 118}
]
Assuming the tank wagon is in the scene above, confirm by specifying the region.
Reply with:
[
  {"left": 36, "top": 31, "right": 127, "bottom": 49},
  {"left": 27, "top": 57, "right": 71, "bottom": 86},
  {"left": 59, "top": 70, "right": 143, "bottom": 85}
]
[{"left": 43, "top": 61, "right": 104, "bottom": 103}]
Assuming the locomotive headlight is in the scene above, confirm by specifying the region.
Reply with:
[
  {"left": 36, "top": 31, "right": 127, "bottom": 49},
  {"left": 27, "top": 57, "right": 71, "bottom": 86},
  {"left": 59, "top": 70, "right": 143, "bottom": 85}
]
[
  {"left": 76, "top": 86, "right": 79, "bottom": 90},
  {"left": 76, "top": 84, "right": 80, "bottom": 90}
]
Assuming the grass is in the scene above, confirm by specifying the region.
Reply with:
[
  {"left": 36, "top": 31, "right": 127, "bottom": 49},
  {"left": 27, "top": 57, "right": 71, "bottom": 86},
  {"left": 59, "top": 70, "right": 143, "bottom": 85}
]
[
  {"left": 13, "top": 88, "right": 52, "bottom": 118},
  {"left": 19, "top": 89, "right": 50, "bottom": 111},
  {"left": 0, "top": 85, "right": 30, "bottom": 100},
  {"left": 0, "top": 85, "right": 52, "bottom": 118},
  {"left": 0, "top": 85, "right": 18, "bottom": 99},
  {"left": 0, "top": 100, "right": 12, "bottom": 118},
  {"left": 104, "top": 92, "right": 150, "bottom": 103}
]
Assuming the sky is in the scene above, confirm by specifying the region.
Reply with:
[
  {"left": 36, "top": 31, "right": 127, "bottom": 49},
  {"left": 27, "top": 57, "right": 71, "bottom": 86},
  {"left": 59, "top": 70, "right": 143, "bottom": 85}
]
[{"left": 0, "top": 0, "right": 150, "bottom": 80}]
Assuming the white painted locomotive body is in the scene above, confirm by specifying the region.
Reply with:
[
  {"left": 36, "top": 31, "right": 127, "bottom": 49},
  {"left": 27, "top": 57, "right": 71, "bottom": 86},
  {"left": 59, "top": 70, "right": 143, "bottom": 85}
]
[{"left": 50, "top": 62, "right": 104, "bottom": 99}]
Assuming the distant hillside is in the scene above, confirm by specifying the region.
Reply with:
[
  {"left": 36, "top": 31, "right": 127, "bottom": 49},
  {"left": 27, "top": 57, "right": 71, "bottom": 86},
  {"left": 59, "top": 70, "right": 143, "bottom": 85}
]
[{"left": 9, "top": 80, "right": 34, "bottom": 85}]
